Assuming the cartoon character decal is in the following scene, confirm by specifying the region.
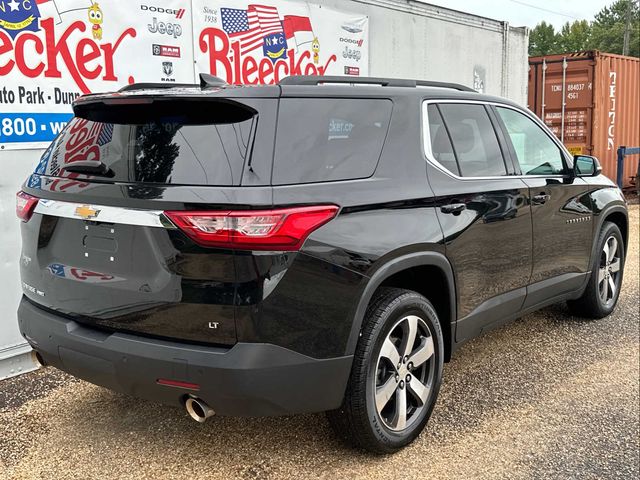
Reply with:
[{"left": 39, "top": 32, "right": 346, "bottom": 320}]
[
  {"left": 312, "top": 37, "right": 320, "bottom": 65},
  {"left": 88, "top": 2, "right": 103, "bottom": 40}
]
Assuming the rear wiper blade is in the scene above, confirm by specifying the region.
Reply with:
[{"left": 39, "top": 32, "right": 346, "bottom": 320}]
[{"left": 60, "top": 161, "right": 115, "bottom": 178}]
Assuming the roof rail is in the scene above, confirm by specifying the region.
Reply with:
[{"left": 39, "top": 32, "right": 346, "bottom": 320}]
[
  {"left": 280, "top": 75, "right": 413, "bottom": 87},
  {"left": 414, "top": 80, "right": 476, "bottom": 92},
  {"left": 279, "top": 75, "right": 475, "bottom": 92},
  {"left": 200, "top": 73, "right": 228, "bottom": 89},
  {"left": 118, "top": 82, "right": 196, "bottom": 92}
]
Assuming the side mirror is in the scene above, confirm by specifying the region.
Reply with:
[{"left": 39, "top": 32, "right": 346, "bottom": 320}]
[{"left": 574, "top": 155, "right": 602, "bottom": 177}]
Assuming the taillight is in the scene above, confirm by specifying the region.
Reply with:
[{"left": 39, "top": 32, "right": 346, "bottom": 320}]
[
  {"left": 16, "top": 191, "right": 39, "bottom": 222},
  {"left": 164, "top": 205, "right": 339, "bottom": 251}
]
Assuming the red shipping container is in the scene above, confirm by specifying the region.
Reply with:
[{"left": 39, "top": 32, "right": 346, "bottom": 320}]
[{"left": 528, "top": 51, "right": 640, "bottom": 187}]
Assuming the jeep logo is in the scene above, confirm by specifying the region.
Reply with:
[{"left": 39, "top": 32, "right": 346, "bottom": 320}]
[{"left": 148, "top": 17, "right": 182, "bottom": 38}]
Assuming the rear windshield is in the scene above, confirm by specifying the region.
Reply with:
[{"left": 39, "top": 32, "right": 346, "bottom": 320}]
[
  {"left": 272, "top": 98, "right": 393, "bottom": 184},
  {"left": 37, "top": 100, "right": 256, "bottom": 186}
]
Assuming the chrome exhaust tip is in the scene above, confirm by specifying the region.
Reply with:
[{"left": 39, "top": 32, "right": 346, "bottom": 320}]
[
  {"left": 185, "top": 396, "right": 215, "bottom": 423},
  {"left": 31, "top": 350, "right": 46, "bottom": 367}
]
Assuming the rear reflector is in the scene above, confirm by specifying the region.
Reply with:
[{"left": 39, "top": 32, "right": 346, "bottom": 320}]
[
  {"left": 156, "top": 378, "right": 200, "bottom": 391},
  {"left": 164, "top": 205, "right": 339, "bottom": 251},
  {"left": 16, "top": 191, "right": 39, "bottom": 222}
]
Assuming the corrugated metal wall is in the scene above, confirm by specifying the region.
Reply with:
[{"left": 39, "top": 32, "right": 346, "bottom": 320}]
[
  {"left": 592, "top": 53, "right": 640, "bottom": 186},
  {"left": 528, "top": 51, "right": 640, "bottom": 187}
]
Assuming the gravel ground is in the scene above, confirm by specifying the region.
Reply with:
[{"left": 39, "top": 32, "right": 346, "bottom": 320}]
[{"left": 1, "top": 205, "right": 638, "bottom": 480}]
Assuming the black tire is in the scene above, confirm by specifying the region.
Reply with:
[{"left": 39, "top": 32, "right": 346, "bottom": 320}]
[
  {"left": 327, "top": 287, "right": 444, "bottom": 454},
  {"left": 567, "top": 221, "right": 625, "bottom": 318}
]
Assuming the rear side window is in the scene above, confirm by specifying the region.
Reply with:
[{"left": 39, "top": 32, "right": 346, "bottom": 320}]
[
  {"left": 272, "top": 98, "right": 392, "bottom": 184},
  {"left": 427, "top": 104, "right": 460, "bottom": 176},
  {"left": 37, "top": 100, "right": 256, "bottom": 186},
  {"left": 436, "top": 104, "right": 507, "bottom": 177}
]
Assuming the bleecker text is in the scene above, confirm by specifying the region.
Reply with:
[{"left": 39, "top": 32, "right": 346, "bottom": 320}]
[
  {"left": 199, "top": 27, "right": 336, "bottom": 84},
  {"left": 62, "top": 118, "right": 102, "bottom": 165},
  {"left": 0, "top": 18, "right": 136, "bottom": 93}
]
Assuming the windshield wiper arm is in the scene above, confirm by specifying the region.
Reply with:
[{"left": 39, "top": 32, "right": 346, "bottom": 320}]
[{"left": 60, "top": 161, "right": 115, "bottom": 178}]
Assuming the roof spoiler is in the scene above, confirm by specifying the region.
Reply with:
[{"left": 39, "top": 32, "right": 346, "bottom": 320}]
[
  {"left": 280, "top": 75, "right": 475, "bottom": 92},
  {"left": 200, "top": 73, "right": 228, "bottom": 89},
  {"left": 116, "top": 74, "right": 228, "bottom": 93},
  {"left": 118, "top": 82, "right": 196, "bottom": 92}
]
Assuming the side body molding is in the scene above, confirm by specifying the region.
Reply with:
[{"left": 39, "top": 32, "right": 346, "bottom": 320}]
[{"left": 344, "top": 251, "right": 457, "bottom": 358}]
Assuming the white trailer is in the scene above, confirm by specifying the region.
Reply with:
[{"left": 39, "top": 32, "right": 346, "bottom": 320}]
[{"left": 0, "top": 0, "right": 528, "bottom": 379}]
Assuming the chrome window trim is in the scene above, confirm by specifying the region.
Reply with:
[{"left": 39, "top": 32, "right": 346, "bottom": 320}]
[
  {"left": 34, "top": 199, "right": 174, "bottom": 229},
  {"left": 421, "top": 99, "right": 574, "bottom": 181}
]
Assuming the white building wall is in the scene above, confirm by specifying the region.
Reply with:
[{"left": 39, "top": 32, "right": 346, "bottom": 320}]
[{"left": 319, "top": 0, "right": 528, "bottom": 103}]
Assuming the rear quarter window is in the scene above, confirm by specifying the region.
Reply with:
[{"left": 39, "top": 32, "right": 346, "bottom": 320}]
[
  {"left": 437, "top": 103, "right": 507, "bottom": 177},
  {"left": 272, "top": 98, "right": 393, "bottom": 185}
]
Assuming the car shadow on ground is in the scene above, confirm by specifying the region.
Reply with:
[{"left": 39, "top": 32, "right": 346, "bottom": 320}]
[{"left": 55, "top": 299, "right": 629, "bottom": 455}]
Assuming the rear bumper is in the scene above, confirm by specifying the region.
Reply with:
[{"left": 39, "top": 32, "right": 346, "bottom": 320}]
[{"left": 18, "top": 298, "right": 352, "bottom": 416}]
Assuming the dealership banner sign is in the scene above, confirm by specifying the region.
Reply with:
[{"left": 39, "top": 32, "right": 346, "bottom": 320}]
[
  {"left": 0, "top": 0, "right": 193, "bottom": 149},
  {"left": 0, "top": 0, "right": 367, "bottom": 150},
  {"left": 192, "top": 1, "right": 368, "bottom": 85}
]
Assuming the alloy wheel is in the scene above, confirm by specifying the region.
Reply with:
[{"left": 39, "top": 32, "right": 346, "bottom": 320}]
[
  {"left": 598, "top": 235, "right": 622, "bottom": 307},
  {"left": 374, "top": 315, "right": 436, "bottom": 432}
]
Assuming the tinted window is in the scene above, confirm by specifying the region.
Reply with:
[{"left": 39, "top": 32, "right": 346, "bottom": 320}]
[
  {"left": 38, "top": 101, "right": 255, "bottom": 186},
  {"left": 438, "top": 104, "right": 507, "bottom": 177},
  {"left": 273, "top": 98, "right": 392, "bottom": 184},
  {"left": 496, "top": 107, "right": 565, "bottom": 175},
  {"left": 427, "top": 104, "right": 460, "bottom": 176}
]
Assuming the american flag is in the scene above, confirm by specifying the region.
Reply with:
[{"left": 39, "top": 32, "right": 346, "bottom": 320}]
[
  {"left": 97, "top": 123, "right": 114, "bottom": 146},
  {"left": 220, "top": 5, "right": 284, "bottom": 56}
]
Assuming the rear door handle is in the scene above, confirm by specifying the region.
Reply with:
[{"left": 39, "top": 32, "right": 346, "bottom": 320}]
[
  {"left": 440, "top": 203, "right": 466, "bottom": 215},
  {"left": 532, "top": 194, "right": 550, "bottom": 205}
]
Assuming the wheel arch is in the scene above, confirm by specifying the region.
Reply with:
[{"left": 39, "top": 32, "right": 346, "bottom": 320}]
[
  {"left": 573, "top": 204, "right": 629, "bottom": 297},
  {"left": 345, "top": 252, "right": 457, "bottom": 362},
  {"left": 602, "top": 209, "right": 628, "bottom": 254},
  {"left": 593, "top": 205, "right": 629, "bottom": 260}
]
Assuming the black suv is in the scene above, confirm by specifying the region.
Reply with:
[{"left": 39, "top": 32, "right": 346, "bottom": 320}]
[{"left": 17, "top": 75, "right": 628, "bottom": 453}]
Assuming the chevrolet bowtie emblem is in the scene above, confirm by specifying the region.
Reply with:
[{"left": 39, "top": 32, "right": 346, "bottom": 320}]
[{"left": 75, "top": 205, "right": 100, "bottom": 220}]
